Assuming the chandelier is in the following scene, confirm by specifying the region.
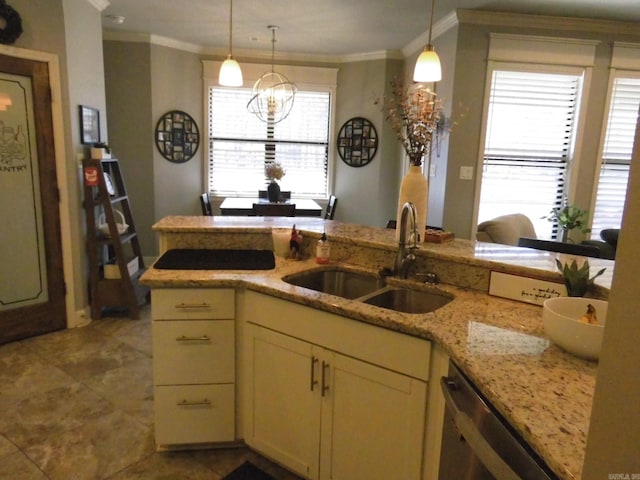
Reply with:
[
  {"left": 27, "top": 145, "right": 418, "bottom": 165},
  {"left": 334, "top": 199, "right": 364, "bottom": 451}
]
[{"left": 247, "top": 25, "right": 296, "bottom": 123}]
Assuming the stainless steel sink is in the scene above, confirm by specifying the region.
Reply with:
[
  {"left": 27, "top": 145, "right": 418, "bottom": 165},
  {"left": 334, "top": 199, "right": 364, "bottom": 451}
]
[
  {"left": 283, "top": 267, "right": 385, "bottom": 299},
  {"left": 362, "top": 286, "right": 453, "bottom": 314}
]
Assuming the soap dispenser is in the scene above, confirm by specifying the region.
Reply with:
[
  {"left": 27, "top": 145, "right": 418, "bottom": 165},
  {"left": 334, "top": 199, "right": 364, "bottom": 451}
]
[{"left": 316, "top": 230, "right": 331, "bottom": 264}]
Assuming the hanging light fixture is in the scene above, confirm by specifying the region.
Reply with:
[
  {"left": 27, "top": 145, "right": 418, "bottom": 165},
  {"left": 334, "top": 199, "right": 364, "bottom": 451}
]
[
  {"left": 413, "top": 0, "right": 442, "bottom": 83},
  {"left": 218, "top": 0, "right": 243, "bottom": 87},
  {"left": 247, "top": 25, "right": 296, "bottom": 124}
]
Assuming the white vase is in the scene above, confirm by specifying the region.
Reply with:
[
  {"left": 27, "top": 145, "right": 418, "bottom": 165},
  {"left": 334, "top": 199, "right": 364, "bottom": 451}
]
[{"left": 396, "top": 165, "right": 428, "bottom": 242}]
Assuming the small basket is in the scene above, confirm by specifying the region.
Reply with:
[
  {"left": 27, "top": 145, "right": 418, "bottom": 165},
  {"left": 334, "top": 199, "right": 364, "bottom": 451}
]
[{"left": 98, "top": 209, "right": 128, "bottom": 237}]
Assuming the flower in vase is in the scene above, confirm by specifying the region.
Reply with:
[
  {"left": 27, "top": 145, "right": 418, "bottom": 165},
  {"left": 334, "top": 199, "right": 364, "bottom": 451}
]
[
  {"left": 375, "top": 77, "right": 444, "bottom": 166},
  {"left": 265, "top": 161, "right": 286, "bottom": 182}
]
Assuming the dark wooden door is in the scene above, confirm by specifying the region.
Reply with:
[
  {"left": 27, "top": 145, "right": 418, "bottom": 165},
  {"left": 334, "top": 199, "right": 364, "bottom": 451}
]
[{"left": 0, "top": 53, "right": 66, "bottom": 344}]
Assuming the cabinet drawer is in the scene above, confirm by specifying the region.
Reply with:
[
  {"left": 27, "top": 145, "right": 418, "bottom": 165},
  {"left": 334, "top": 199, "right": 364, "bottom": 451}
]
[
  {"left": 154, "top": 384, "right": 235, "bottom": 445},
  {"left": 152, "top": 288, "right": 235, "bottom": 320},
  {"left": 153, "top": 320, "right": 234, "bottom": 385}
]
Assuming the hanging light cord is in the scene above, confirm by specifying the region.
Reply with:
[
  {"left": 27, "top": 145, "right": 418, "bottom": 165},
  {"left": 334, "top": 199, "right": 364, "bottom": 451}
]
[
  {"left": 270, "top": 26, "right": 277, "bottom": 73},
  {"left": 228, "top": 0, "right": 234, "bottom": 56},
  {"left": 427, "top": 0, "right": 435, "bottom": 46}
]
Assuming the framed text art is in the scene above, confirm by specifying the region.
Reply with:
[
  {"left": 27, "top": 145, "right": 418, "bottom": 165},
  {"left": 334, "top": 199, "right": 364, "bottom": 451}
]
[
  {"left": 155, "top": 110, "right": 200, "bottom": 163},
  {"left": 337, "top": 117, "right": 378, "bottom": 167},
  {"left": 79, "top": 105, "right": 100, "bottom": 145}
]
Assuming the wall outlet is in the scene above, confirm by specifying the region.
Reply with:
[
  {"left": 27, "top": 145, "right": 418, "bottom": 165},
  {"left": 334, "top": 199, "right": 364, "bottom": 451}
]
[
  {"left": 460, "top": 166, "right": 474, "bottom": 180},
  {"left": 429, "top": 164, "right": 436, "bottom": 177}
]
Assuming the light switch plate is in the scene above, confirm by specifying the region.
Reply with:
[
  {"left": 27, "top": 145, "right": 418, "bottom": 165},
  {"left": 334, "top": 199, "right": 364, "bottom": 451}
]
[{"left": 460, "top": 166, "right": 474, "bottom": 180}]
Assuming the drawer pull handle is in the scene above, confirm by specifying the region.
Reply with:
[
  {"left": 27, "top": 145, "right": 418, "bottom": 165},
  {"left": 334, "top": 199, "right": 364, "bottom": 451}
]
[
  {"left": 174, "top": 302, "right": 212, "bottom": 309},
  {"left": 177, "top": 398, "right": 211, "bottom": 407},
  {"left": 310, "top": 356, "right": 319, "bottom": 391},
  {"left": 321, "top": 361, "right": 330, "bottom": 397},
  {"left": 175, "top": 335, "right": 212, "bottom": 342}
]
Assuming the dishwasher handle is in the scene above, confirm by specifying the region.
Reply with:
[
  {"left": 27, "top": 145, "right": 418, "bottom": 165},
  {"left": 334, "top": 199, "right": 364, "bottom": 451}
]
[{"left": 440, "top": 376, "right": 521, "bottom": 480}]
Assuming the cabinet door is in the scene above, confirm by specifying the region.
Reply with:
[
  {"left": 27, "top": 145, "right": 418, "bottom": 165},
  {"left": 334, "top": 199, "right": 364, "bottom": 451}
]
[
  {"left": 245, "top": 325, "right": 321, "bottom": 479},
  {"left": 320, "top": 352, "right": 427, "bottom": 480}
]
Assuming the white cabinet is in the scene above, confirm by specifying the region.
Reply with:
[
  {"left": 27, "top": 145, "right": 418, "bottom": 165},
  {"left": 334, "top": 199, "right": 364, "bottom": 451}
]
[
  {"left": 152, "top": 288, "right": 236, "bottom": 446},
  {"left": 243, "top": 292, "right": 430, "bottom": 480}
]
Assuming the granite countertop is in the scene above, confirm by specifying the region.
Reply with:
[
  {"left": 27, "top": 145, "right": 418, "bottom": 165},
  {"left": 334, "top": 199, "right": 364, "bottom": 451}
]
[{"left": 142, "top": 215, "right": 613, "bottom": 480}]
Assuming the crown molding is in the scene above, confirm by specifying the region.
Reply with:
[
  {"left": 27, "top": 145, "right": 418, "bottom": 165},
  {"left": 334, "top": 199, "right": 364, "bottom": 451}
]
[
  {"left": 104, "top": 29, "right": 403, "bottom": 64},
  {"left": 402, "top": 11, "right": 460, "bottom": 57},
  {"left": 86, "top": 0, "right": 110, "bottom": 12},
  {"left": 456, "top": 9, "right": 640, "bottom": 36}
]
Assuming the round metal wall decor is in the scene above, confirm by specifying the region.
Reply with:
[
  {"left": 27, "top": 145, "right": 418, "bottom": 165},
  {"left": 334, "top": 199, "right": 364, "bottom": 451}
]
[
  {"left": 155, "top": 110, "right": 200, "bottom": 163},
  {"left": 0, "top": 1, "right": 23, "bottom": 45},
  {"left": 337, "top": 117, "right": 378, "bottom": 167}
]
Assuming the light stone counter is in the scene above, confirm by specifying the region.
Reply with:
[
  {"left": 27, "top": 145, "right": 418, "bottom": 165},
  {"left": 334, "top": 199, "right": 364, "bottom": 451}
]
[{"left": 142, "top": 215, "right": 614, "bottom": 480}]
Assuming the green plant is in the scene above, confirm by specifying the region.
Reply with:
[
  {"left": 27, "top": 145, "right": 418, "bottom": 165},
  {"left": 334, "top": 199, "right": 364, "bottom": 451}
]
[
  {"left": 555, "top": 259, "right": 605, "bottom": 297},
  {"left": 543, "top": 204, "right": 591, "bottom": 237}
]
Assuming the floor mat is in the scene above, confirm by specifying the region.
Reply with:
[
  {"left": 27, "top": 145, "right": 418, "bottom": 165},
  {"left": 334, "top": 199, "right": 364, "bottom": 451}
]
[{"left": 222, "top": 461, "right": 276, "bottom": 480}]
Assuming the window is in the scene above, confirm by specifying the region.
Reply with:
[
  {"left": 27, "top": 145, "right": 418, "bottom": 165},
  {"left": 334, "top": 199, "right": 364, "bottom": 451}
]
[
  {"left": 477, "top": 68, "right": 583, "bottom": 240},
  {"left": 590, "top": 75, "right": 640, "bottom": 237},
  {"left": 208, "top": 87, "right": 331, "bottom": 198}
]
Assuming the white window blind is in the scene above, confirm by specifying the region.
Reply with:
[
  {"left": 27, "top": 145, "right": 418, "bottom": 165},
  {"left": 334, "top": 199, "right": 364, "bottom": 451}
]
[
  {"left": 478, "top": 69, "right": 582, "bottom": 240},
  {"left": 208, "top": 87, "right": 330, "bottom": 197},
  {"left": 591, "top": 76, "right": 640, "bottom": 238}
]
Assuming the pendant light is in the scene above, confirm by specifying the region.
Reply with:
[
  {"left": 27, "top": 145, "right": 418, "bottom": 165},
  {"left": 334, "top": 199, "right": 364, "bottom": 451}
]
[
  {"left": 247, "top": 26, "right": 297, "bottom": 124},
  {"left": 413, "top": 0, "right": 442, "bottom": 83},
  {"left": 218, "top": 0, "right": 243, "bottom": 87}
]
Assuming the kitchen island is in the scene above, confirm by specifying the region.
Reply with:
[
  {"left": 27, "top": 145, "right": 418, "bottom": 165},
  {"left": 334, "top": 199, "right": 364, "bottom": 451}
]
[{"left": 142, "top": 215, "right": 613, "bottom": 480}]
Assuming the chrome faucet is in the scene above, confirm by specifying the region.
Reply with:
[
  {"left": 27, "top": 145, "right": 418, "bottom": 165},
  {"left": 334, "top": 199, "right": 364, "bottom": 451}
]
[{"left": 394, "top": 202, "right": 419, "bottom": 278}]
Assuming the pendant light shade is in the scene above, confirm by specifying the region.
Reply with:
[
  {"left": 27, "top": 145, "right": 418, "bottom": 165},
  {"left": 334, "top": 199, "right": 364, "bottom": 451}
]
[
  {"left": 413, "top": 0, "right": 442, "bottom": 83},
  {"left": 218, "top": 0, "right": 243, "bottom": 86},
  {"left": 219, "top": 55, "right": 243, "bottom": 87},
  {"left": 413, "top": 46, "right": 441, "bottom": 83}
]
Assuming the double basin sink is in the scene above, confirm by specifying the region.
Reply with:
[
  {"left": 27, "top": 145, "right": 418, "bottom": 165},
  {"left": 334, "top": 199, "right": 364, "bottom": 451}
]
[{"left": 282, "top": 266, "right": 452, "bottom": 314}]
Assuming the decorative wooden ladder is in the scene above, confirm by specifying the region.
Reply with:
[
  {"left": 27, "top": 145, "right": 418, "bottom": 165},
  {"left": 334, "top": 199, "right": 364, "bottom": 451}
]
[{"left": 82, "top": 157, "right": 149, "bottom": 319}]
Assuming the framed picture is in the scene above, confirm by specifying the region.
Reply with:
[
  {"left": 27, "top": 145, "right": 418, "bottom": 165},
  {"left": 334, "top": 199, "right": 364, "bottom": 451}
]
[
  {"left": 154, "top": 110, "right": 200, "bottom": 163},
  {"left": 79, "top": 105, "right": 100, "bottom": 145},
  {"left": 337, "top": 117, "right": 378, "bottom": 167}
]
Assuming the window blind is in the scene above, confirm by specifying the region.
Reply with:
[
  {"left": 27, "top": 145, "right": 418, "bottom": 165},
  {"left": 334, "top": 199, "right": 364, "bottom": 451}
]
[
  {"left": 478, "top": 70, "right": 582, "bottom": 240},
  {"left": 208, "top": 87, "right": 330, "bottom": 197},
  {"left": 591, "top": 76, "right": 640, "bottom": 238}
]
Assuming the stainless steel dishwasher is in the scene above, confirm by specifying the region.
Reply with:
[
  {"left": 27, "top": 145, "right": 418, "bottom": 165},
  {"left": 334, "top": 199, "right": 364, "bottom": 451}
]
[{"left": 438, "top": 362, "right": 559, "bottom": 480}]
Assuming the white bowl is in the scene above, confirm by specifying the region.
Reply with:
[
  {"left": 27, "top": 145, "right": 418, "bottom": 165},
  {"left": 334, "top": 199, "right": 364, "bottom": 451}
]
[{"left": 542, "top": 297, "right": 607, "bottom": 361}]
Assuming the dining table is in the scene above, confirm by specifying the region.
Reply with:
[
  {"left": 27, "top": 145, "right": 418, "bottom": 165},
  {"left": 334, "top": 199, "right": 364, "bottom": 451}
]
[{"left": 219, "top": 197, "right": 323, "bottom": 217}]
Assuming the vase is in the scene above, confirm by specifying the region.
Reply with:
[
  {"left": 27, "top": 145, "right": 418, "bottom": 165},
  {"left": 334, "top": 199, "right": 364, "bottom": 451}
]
[
  {"left": 267, "top": 180, "right": 281, "bottom": 202},
  {"left": 396, "top": 165, "right": 428, "bottom": 242}
]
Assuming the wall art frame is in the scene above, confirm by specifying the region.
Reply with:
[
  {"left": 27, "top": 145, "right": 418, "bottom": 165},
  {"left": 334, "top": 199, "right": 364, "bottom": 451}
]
[
  {"left": 337, "top": 117, "right": 378, "bottom": 167},
  {"left": 79, "top": 105, "right": 100, "bottom": 145},
  {"left": 155, "top": 110, "right": 200, "bottom": 163}
]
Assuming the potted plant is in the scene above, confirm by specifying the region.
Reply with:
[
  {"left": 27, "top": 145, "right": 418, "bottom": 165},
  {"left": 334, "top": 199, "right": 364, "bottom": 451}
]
[
  {"left": 265, "top": 161, "right": 285, "bottom": 202},
  {"left": 543, "top": 203, "right": 590, "bottom": 242},
  {"left": 555, "top": 258, "right": 605, "bottom": 297}
]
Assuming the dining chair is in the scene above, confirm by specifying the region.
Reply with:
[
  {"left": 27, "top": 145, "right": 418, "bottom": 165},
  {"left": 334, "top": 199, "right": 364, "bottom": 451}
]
[
  {"left": 253, "top": 203, "right": 296, "bottom": 217},
  {"left": 324, "top": 195, "right": 338, "bottom": 219},
  {"left": 200, "top": 192, "right": 212, "bottom": 216},
  {"left": 258, "top": 190, "right": 291, "bottom": 201}
]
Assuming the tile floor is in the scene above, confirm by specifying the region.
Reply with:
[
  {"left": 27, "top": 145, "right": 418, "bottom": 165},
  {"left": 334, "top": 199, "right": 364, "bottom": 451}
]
[{"left": 0, "top": 306, "right": 302, "bottom": 480}]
